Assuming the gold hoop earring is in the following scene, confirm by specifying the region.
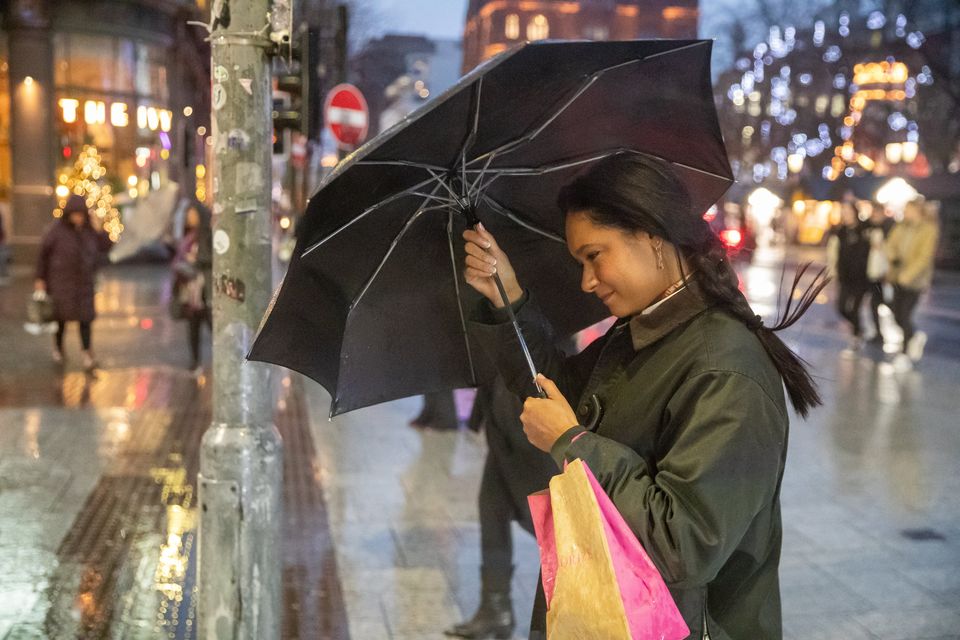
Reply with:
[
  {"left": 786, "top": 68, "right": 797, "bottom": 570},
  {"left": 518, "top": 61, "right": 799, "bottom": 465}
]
[{"left": 655, "top": 243, "right": 664, "bottom": 270}]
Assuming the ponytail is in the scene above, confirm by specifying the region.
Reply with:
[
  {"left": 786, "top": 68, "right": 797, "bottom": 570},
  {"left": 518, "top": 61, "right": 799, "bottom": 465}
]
[{"left": 685, "top": 236, "right": 829, "bottom": 418}]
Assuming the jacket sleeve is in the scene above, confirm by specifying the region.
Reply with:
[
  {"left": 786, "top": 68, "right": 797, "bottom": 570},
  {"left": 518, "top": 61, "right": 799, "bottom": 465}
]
[
  {"left": 550, "top": 369, "right": 786, "bottom": 589},
  {"left": 35, "top": 230, "right": 55, "bottom": 282},
  {"left": 468, "top": 292, "right": 599, "bottom": 403}
]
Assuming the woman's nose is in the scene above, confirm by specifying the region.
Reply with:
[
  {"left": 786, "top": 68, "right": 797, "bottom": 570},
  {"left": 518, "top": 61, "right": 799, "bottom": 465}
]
[{"left": 581, "top": 266, "right": 597, "bottom": 293}]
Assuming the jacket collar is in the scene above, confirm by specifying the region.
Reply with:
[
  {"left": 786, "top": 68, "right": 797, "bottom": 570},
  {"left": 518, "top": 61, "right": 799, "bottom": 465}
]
[{"left": 627, "top": 280, "right": 710, "bottom": 351}]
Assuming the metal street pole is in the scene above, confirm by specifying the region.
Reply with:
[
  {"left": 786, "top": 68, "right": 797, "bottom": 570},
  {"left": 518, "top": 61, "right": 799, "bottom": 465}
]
[{"left": 197, "top": 0, "right": 284, "bottom": 636}]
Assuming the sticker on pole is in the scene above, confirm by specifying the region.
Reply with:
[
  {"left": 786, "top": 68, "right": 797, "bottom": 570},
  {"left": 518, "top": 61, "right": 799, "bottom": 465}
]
[{"left": 324, "top": 83, "right": 369, "bottom": 150}]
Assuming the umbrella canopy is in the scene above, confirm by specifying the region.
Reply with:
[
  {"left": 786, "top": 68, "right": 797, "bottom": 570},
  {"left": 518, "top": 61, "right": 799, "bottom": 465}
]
[{"left": 250, "top": 39, "right": 733, "bottom": 416}]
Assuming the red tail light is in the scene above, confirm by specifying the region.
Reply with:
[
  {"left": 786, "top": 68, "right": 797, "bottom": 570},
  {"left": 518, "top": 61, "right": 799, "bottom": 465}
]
[{"left": 719, "top": 228, "right": 743, "bottom": 249}]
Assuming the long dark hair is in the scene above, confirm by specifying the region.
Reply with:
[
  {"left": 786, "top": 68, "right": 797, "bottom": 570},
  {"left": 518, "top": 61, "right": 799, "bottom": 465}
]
[{"left": 557, "top": 152, "right": 828, "bottom": 418}]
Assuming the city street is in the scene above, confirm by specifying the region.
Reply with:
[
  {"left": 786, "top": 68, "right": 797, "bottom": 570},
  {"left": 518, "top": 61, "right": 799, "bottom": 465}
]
[{"left": 1, "top": 250, "right": 959, "bottom": 640}]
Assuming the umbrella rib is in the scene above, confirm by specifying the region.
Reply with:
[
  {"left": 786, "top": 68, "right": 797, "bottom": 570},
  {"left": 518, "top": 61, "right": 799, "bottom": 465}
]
[
  {"left": 427, "top": 169, "right": 464, "bottom": 205},
  {"left": 668, "top": 159, "right": 734, "bottom": 182},
  {"left": 469, "top": 149, "right": 627, "bottom": 178},
  {"left": 467, "top": 74, "right": 601, "bottom": 165},
  {"left": 300, "top": 174, "right": 441, "bottom": 257},
  {"left": 458, "top": 78, "right": 483, "bottom": 198},
  {"left": 446, "top": 208, "right": 479, "bottom": 385},
  {"left": 355, "top": 160, "right": 449, "bottom": 172},
  {"left": 480, "top": 193, "right": 565, "bottom": 244},
  {"left": 467, "top": 152, "right": 497, "bottom": 197},
  {"left": 643, "top": 40, "right": 710, "bottom": 60},
  {"left": 348, "top": 197, "right": 449, "bottom": 312},
  {"left": 409, "top": 191, "right": 459, "bottom": 205}
]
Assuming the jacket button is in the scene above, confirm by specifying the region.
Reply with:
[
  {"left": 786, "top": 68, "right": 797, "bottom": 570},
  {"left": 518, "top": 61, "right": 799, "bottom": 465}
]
[{"left": 578, "top": 405, "right": 588, "bottom": 416}]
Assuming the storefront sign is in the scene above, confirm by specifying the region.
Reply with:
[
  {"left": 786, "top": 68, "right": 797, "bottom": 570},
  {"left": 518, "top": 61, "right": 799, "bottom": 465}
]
[{"left": 58, "top": 97, "right": 172, "bottom": 132}]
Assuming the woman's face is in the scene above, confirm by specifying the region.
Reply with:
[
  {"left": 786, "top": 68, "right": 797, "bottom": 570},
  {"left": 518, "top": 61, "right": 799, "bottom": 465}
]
[
  {"left": 841, "top": 203, "right": 858, "bottom": 226},
  {"left": 565, "top": 210, "right": 668, "bottom": 317},
  {"left": 68, "top": 211, "right": 85, "bottom": 228}
]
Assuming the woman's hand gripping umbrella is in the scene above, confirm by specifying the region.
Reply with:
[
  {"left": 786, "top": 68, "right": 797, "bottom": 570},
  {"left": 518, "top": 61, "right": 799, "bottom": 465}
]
[{"left": 464, "top": 224, "right": 579, "bottom": 451}]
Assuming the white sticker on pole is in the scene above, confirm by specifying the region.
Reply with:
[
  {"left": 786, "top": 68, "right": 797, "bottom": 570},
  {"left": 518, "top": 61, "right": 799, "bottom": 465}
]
[{"left": 213, "top": 229, "right": 230, "bottom": 255}]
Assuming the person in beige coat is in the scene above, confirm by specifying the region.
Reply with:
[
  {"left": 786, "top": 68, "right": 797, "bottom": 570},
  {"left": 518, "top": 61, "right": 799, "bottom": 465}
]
[{"left": 886, "top": 199, "right": 939, "bottom": 364}]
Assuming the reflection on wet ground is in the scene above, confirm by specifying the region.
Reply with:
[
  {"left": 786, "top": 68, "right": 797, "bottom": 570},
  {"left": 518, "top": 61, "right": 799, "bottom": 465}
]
[
  {"left": 0, "top": 267, "right": 348, "bottom": 639},
  {"left": 2, "top": 259, "right": 959, "bottom": 639}
]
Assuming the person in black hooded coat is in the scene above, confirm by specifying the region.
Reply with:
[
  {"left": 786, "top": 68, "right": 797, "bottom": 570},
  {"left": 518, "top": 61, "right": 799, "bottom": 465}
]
[{"left": 35, "top": 193, "right": 113, "bottom": 369}]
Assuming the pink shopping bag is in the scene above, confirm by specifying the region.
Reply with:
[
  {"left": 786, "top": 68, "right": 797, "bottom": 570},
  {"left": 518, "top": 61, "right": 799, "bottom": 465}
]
[{"left": 528, "top": 458, "right": 689, "bottom": 640}]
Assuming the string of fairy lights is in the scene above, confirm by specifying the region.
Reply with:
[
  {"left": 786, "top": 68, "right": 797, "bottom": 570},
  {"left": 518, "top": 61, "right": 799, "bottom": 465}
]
[
  {"left": 722, "top": 10, "right": 935, "bottom": 185},
  {"left": 53, "top": 145, "right": 124, "bottom": 242}
]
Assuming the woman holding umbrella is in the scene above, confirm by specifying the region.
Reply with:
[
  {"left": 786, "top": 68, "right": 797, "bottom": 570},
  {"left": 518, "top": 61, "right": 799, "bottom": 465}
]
[{"left": 463, "top": 153, "right": 825, "bottom": 639}]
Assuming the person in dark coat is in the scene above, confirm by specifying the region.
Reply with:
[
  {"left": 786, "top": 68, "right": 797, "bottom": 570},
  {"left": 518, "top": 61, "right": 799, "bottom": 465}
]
[
  {"left": 863, "top": 202, "right": 894, "bottom": 345},
  {"left": 445, "top": 374, "right": 560, "bottom": 639},
  {"left": 462, "top": 153, "right": 826, "bottom": 639},
  {"left": 35, "top": 194, "right": 113, "bottom": 370},
  {"left": 409, "top": 390, "right": 460, "bottom": 430},
  {"left": 826, "top": 201, "right": 871, "bottom": 350},
  {"left": 171, "top": 201, "right": 213, "bottom": 372}
]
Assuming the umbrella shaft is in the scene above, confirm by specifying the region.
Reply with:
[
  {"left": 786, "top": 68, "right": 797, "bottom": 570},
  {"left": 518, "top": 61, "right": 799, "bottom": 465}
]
[{"left": 492, "top": 273, "right": 546, "bottom": 398}]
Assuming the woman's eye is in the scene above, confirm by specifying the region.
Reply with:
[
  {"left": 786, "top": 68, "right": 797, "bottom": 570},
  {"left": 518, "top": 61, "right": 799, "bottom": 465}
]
[{"left": 586, "top": 252, "right": 600, "bottom": 261}]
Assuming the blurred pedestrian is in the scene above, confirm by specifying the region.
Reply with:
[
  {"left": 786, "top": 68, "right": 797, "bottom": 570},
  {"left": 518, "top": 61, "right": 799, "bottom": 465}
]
[
  {"left": 35, "top": 194, "right": 113, "bottom": 370},
  {"left": 409, "top": 390, "right": 459, "bottom": 430},
  {"left": 826, "top": 201, "right": 870, "bottom": 351},
  {"left": 864, "top": 202, "right": 893, "bottom": 345},
  {"left": 171, "top": 201, "right": 212, "bottom": 372},
  {"left": 0, "top": 195, "right": 10, "bottom": 285},
  {"left": 886, "top": 198, "right": 939, "bottom": 367},
  {"left": 445, "top": 369, "right": 563, "bottom": 639}
]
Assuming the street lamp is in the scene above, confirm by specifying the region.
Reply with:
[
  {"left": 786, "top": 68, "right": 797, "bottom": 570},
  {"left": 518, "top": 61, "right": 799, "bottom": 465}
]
[
  {"left": 885, "top": 142, "right": 903, "bottom": 164},
  {"left": 876, "top": 177, "right": 917, "bottom": 208},
  {"left": 901, "top": 141, "right": 918, "bottom": 163},
  {"left": 787, "top": 153, "right": 804, "bottom": 173}
]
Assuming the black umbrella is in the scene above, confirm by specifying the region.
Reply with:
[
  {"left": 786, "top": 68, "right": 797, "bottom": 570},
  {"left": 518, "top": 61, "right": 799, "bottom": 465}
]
[{"left": 249, "top": 39, "right": 732, "bottom": 416}]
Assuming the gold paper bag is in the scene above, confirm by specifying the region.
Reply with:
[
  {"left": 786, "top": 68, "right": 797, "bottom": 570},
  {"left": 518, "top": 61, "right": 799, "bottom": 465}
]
[{"left": 544, "top": 458, "right": 632, "bottom": 639}]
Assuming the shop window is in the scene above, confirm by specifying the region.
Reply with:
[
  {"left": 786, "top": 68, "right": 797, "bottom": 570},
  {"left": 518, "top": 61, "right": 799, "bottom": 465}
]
[
  {"left": 505, "top": 14, "right": 520, "bottom": 40},
  {"left": 52, "top": 32, "right": 172, "bottom": 211},
  {"left": 527, "top": 15, "right": 549, "bottom": 41},
  {"left": 63, "top": 34, "right": 117, "bottom": 92}
]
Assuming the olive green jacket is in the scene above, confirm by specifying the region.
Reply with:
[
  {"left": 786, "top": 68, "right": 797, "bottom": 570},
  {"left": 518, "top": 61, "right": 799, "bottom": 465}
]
[{"left": 470, "top": 284, "right": 789, "bottom": 640}]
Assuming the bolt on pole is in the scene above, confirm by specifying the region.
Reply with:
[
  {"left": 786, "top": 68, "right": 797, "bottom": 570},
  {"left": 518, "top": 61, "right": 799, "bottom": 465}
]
[{"left": 197, "top": 0, "right": 284, "bottom": 637}]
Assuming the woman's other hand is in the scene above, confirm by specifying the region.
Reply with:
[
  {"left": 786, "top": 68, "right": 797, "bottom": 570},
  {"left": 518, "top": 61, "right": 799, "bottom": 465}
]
[
  {"left": 462, "top": 223, "right": 523, "bottom": 308},
  {"left": 521, "top": 374, "right": 579, "bottom": 452}
]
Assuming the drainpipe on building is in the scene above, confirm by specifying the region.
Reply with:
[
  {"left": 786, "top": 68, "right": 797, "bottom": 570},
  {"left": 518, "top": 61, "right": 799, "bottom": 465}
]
[{"left": 196, "top": 0, "right": 284, "bottom": 636}]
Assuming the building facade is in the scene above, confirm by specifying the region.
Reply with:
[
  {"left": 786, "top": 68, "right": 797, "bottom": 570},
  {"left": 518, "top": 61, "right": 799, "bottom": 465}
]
[
  {"left": 462, "top": 0, "right": 698, "bottom": 73},
  {"left": 1, "top": 0, "right": 210, "bottom": 261}
]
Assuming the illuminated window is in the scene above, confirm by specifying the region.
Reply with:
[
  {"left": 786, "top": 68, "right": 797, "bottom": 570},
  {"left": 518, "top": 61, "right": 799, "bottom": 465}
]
[
  {"left": 584, "top": 25, "right": 609, "bottom": 40},
  {"left": 505, "top": 13, "right": 520, "bottom": 40},
  {"left": 527, "top": 14, "right": 549, "bottom": 41}
]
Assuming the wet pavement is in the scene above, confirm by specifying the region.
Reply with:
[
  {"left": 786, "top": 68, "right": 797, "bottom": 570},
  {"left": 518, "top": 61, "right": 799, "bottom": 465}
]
[
  {"left": 0, "top": 265, "right": 348, "bottom": 639},
  {"left": 1, "top": 251, "right": 959, "bottom": 639}
]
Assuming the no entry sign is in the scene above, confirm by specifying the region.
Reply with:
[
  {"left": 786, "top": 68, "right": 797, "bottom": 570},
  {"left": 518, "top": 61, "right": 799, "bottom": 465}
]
[{"left": 324, "top": 84, "right": 369, "bottom": 149}]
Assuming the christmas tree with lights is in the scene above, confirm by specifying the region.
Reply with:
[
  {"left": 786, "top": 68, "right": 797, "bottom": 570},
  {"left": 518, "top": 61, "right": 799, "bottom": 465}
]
[{"left": 54, "top": 145, "right": 124, "bottom": 241}]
